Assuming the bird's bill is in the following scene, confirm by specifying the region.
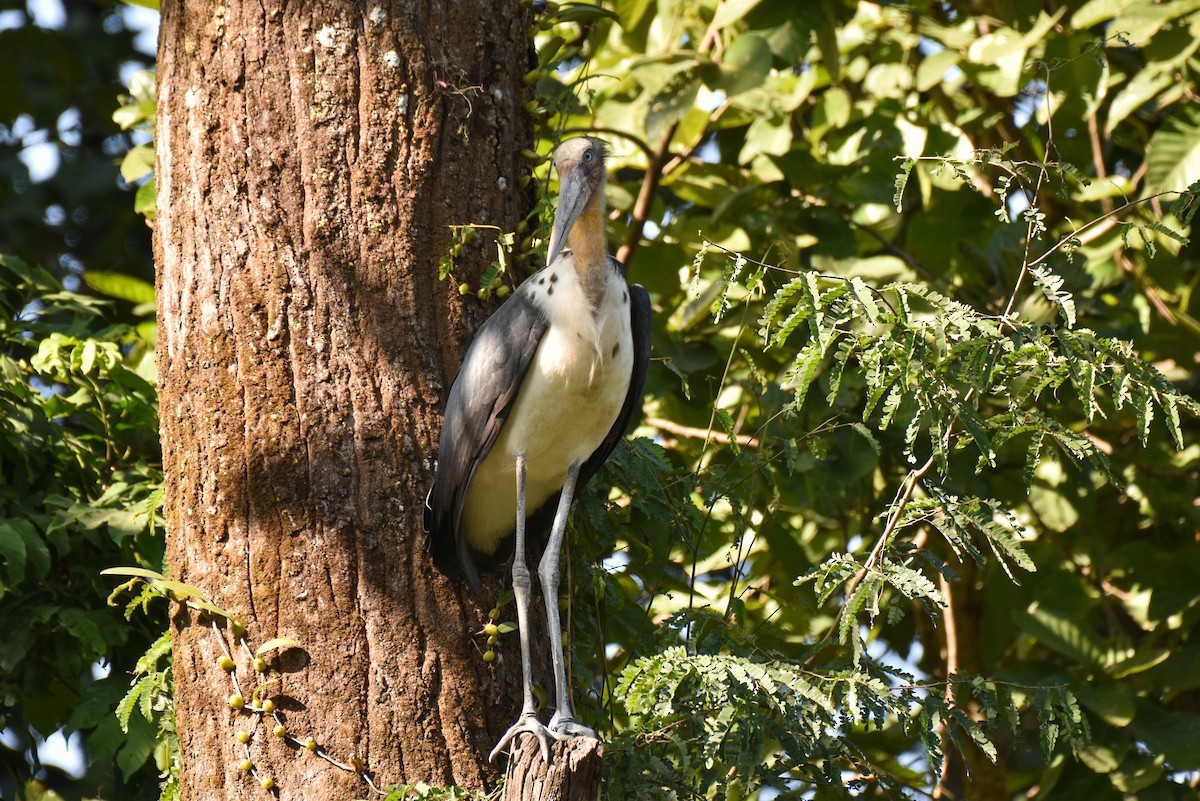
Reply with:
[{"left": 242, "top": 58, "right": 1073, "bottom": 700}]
[{"left": 546, "top": 161, "right": 592, "bottom": 267}]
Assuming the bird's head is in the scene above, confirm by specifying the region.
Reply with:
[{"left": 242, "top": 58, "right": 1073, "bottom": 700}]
[{"left": 546, "top": 137, "right": 606, "bottom": 267}]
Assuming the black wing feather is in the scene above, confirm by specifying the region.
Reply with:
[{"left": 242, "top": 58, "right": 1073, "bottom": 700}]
[{"left": 425, "top": 283, "right": 549, "bottom": 586}]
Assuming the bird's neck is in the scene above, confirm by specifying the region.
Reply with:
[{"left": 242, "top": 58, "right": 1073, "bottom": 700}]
[{"left": 568, "top": 194, "right": 609, "bottom": 309}]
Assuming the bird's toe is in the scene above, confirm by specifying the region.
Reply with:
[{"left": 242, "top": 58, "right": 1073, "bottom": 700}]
[
  {"left": 548, "top": 712, "right": 597, "bottom": 741},
  {"left": 489, "top": 714, "right": 560, "bottom": 763}
]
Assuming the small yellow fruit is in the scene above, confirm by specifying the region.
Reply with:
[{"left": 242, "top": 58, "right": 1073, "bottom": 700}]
[
  {"left": 273, "top": 724, "right": 287, "bottom": 737},
  {"left": 487, "top": 635, "right": 498, "bottom": 646},
  {"left": 483, "top": 623, "right": 499, "bottom": 636},
  {"left": 230, "top": 622, "right": 246, "bottom": 638},
  {"left": 496, "top": 286, "right": 511, "bottom": 298},
  {"left": 240, "top": 759, "right": 253, "bottom": 772},
  {"left": 488, "top": 608, "right": 500, "bottom": 620},
  {"left": 477, "top": 288, "right": 488, "bottom": 301},
  {"left": 260, "top": 776, "right": 275, "bottom": 790},
  {"left": 253, "top": 657, "right": 269, "bottom": 673},
  {"left": 261, "top": 699, "right": 276, "bottom": 714},
  {"left": 458, "top": 283, "right": 470, "bottom": 295},
  {"left": 218, "top": 656, "right": 236, "bottom": 672},
  {"left": 236, "top": 730, "right": 251, "bottom": 744},
  {"left": 304, "top": 737, "right": 318, "bottom": 752},
  {"left": 483, "top": 650, "right": 496, "bottom": 663},
  {"left": 229, "top": 694, "right": 245, "bottom": 710}
]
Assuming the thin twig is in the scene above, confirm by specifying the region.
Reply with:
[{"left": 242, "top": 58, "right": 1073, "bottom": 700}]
[
  {"left": 1025, "top": 191, "right": 1189, "bottom": 272},
  {"left": 616, "top": 125, "right": 676, "bottom": 267},
  {"left": 646, "top": 416, "right": 761, "bottom": 447}
]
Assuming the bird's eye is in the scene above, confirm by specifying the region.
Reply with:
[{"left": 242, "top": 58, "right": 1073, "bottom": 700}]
[{"left": 583, "top": 150, "right": 594, "bottom": 161}]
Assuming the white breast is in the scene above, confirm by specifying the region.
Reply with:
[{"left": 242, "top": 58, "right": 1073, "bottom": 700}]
[{"left": 462, "top": 256, "right": 634, "bottom": 553}]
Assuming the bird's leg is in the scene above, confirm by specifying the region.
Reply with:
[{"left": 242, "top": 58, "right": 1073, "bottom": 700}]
[
  {"left": 538, "top": 461, "right": 597, "bottom": 740},
  {"left": 489, "top": 453, "right": 556, "bottom": 763}
]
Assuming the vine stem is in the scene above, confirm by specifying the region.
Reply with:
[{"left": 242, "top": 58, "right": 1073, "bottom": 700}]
[{"left": 203, "top": 614, "right": 385, "bottom": 793}]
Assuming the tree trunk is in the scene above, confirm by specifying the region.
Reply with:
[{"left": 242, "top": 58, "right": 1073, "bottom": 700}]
[
  {"left": 503, "top": 739, "right": 604, "bottom": 801},
  {"left": 153, "top": 1, "right": 584, "bottom": 797},
  {"left": 931, "top": 560, "right": 1008, "bottom": 801}
]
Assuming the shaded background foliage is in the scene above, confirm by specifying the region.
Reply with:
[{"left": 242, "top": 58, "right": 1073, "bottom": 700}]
[
  {"left": 2, "top": 0, "right": 1200, "bottom": 799},
  {"left": 0, "top": 0, "right": 154, "bottom": 291},
  {"left": 0, "top": 2, "right": 161, "bottom": 799},
  {"left": 519, "top": 0, "right": 1200, "bottom": 798}
]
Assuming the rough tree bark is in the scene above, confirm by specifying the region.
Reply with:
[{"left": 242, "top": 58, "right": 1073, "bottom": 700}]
[{"left": 155, "top": 1, "right": 594, "bottom": 797}]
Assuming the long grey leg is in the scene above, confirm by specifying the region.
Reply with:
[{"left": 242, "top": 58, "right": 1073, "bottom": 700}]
[
  {"left": 539, "top": 461, "right": 596, "bottom": 739},
  {"left": 489, "top": 453, "right": 555, "bottom": 762}
]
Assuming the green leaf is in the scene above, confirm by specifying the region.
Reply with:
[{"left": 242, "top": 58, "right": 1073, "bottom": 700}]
[
  {"left": 0, "top": 520, "right": 29, "bottom": 587},
  {"left": 544, "top": 3, "right": 620, "bottom": 25},
  {"left": 1105, "top": 67, "right": 1173, "bottom": 135},
  {"left": 712, "top": 0, "right": 761, "bottom": 28},
  {"left": 646, "top": 67, "right": 700, "bottom": 145},
  {"left": 120, "top": 145, "right": 156, "bottom": 184},
  {"left": 135, "top": 174, "right": 157, "bottom": 219},
  {"left": 893, "top": 158, "right": 914, "bottom": 213},
  {"left": 83, "top": 272, "right": 156, "bottom": 305},
  {"left": 255, "top": 637, "right": 301, "bottom": 657},
  {"left": 1014, "top": 605, "right": 1107, "bottom": 669},
  {"left": 1144, "top": 110, "right": 1200, "bottom": 193},
  {"left": 916, "top": 48, "right": 961, "bottom": 91},
  {"left": 717, "top": 34, "right": 772, "bottom": 97},
  {"left": 1107, "top": 646, "right": 1170, "bottom": 679},
  {"left": 1075, "top": 681, "right": 1135, "bottom": 727},
  {"left": 1129, "top": 701, "right": 1200, "bottom": 770},
  {"left": 101, "top": 566, "right": 168, "bottom": 581},
  {"left": 117, "top": 713, "right": 158, "bottom": 779},
  {"left": 739, "top": 112, "right": 792, "bottom": 163},
  {"left": 848, "top": 422, "right": 880, "bottom": 455}
]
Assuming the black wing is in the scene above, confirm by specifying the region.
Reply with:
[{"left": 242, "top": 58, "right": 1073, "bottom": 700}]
[
  {"left": 524, "top": 278, "right": 652, "bottom": 539},
  {"left": 424, "top": 282, "right": 549, "bottom": 587}
]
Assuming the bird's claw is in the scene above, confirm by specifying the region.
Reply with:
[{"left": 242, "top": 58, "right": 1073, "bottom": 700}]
[
  {"left": 489, "top": 714, "right": 564, "bottom": 763},
  {"left": 548, "top": 711, "right": 597, "bottom": 740}
]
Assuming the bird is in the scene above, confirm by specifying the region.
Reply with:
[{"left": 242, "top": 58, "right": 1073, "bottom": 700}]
[{"left": 424, "top": 136, "right": 652, "bottom": 762}]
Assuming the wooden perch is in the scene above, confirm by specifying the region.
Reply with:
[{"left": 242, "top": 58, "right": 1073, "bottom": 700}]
[{"left": 501, "top": 736, "right": 604, "bottom": 801}]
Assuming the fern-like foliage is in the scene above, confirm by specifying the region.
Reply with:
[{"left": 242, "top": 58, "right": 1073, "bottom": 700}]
[
  {"left": 116, "top": 630, "right": 179, "bottom": 801},
  {"left": 608, "top": 636, "right": 1087, "bottom": 799},
  {"left": 670, "top": 227, "right": 1197, "bottom": 791}
]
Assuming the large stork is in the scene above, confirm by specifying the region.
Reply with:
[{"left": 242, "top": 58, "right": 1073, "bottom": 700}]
[{"left": 425, "top": 137, "right": 652, "bottom": 761}]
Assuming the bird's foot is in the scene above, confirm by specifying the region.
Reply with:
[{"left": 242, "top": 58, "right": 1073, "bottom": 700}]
[
  {"left": 548, "top": 711, "right": 597, "bottom": 740},
  {"left": 489, "top": 714, "right": 563, "bottom": 763}
]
